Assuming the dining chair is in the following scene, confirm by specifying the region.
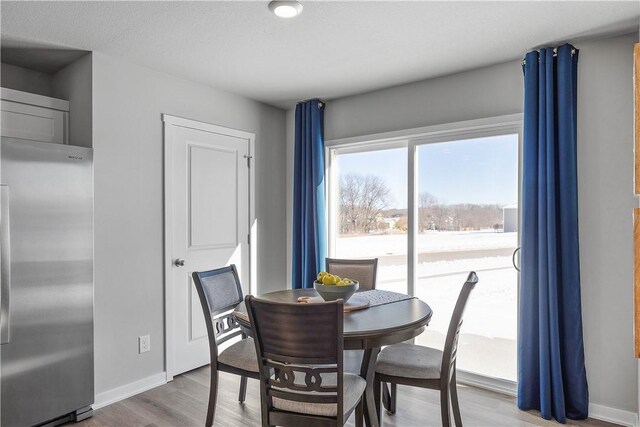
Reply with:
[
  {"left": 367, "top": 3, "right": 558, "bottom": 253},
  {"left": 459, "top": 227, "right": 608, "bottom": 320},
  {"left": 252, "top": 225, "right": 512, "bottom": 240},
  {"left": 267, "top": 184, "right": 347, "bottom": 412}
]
[
  {"left": 192, "top": 265, "right": 260, "bottom": 427},
  {"left": 374, "top": 271, "right": 479, "bottom": 427},
  {"left": 325, "top": 258, "right": 378, "bottom": 291},
  {"left": 245, "top": 295, "right": 366, "bottom": 427}
]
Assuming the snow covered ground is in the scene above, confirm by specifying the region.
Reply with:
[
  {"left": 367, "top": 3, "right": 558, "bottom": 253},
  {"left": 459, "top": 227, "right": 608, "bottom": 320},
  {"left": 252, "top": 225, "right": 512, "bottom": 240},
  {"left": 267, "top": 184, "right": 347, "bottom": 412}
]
[
  {"left": 336, "top": 229, "right": 517, "bottom": 256},
  {"left": 336, "top": 231, "right": 518, "bottom": 381}
]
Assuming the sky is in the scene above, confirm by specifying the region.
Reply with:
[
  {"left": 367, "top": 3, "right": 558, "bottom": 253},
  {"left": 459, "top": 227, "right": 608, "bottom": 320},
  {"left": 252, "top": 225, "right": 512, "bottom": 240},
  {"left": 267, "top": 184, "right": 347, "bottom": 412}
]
[{"left": 336, "top": 134, "right": 519, "bottom": 209}]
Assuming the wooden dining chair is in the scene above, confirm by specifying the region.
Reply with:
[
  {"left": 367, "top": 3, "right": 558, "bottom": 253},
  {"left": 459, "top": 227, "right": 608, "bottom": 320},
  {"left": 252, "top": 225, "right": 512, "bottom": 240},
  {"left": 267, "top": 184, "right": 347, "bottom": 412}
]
[
  {"left": 192, "top": 265, "right": 260, "bottom": 427},
  {"left": 374, "top": 271, "right": 479, "bottom": 427},
  {"left": 326, "top": 258, "right": 378, "bottom": 291},
  {"left": 245, "top": 295, "right": 366, "bottom": 427}
]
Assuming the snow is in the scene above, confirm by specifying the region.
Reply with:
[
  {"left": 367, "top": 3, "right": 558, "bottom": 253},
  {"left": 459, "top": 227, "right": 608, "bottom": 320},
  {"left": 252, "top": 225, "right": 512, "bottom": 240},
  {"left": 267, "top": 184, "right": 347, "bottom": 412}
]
[
  {"left": 336, "top": 230, "right": 517, "bottom": 256},
  {"left": 335, "top": 231, "right": 518, "bottom": 381}
]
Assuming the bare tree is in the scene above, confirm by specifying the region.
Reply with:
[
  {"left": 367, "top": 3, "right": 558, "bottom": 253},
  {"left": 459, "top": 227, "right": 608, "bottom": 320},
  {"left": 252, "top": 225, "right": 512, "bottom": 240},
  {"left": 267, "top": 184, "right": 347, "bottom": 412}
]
[
  {"left": 340, "top": 174, "right": 362, "bottom": 233},
  {"left": 359, "top": 175, "right": 391, "bottom": 232},
  {"left": 339, "top": 174, "right": 391, "bottom": 234},
  {"left": 418, "top": 192, "right": 438, "bottom": 231}
]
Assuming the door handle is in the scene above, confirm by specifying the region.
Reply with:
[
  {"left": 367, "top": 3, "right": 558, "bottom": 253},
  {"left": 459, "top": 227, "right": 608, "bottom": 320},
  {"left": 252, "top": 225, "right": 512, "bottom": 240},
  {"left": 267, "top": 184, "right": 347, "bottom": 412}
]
[
  {"left": 512, "top": 247, "right": 521, "bottom": 272},
  {"left": 174, "top": 258, "right": 186, "bottom": 267},
  {"left": 1, "top": 185, "right": 11, "bottom": 345}
]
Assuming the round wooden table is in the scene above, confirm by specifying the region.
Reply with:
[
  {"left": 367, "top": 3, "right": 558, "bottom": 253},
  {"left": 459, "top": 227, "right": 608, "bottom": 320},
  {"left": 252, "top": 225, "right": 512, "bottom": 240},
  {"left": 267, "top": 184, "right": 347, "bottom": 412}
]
[{"left": 234, "top": 288, "right": 433, "bottom": 427}]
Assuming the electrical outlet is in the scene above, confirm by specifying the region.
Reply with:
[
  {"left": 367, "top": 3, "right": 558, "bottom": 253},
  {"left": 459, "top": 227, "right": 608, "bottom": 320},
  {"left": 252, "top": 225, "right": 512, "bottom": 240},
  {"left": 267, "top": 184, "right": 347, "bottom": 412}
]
[{"left": 139, "top": 335, "right": 151, "bottom": 354}]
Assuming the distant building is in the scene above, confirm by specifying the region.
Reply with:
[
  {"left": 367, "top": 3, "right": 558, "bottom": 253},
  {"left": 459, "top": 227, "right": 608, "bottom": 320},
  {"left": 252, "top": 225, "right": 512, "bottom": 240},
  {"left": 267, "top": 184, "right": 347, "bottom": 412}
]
[{"left": 502, "top": 204, "right": 518, "bottom": 232}]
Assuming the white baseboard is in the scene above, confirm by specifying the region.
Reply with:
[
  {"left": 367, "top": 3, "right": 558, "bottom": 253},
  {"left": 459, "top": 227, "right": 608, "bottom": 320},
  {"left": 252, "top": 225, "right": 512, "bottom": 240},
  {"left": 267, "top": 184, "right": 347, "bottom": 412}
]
[
  {"left": 93, "top": 372, "right": 167, "bottom": 410},
  {"left": 589, "top": 403, "right": 639, "bottom": 427},
  {"left": 456, "top": 372, "right": 638, "bottom": 427}
]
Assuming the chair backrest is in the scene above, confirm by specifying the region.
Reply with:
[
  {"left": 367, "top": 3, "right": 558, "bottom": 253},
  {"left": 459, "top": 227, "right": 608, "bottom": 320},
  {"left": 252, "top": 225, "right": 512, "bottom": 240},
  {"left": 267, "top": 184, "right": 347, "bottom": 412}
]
[
  {"left": 326, "top": 258, "right": 378, "bottom": 291},
  {"left": 245, "top": 295, "right": 345, "bottom": 424},
  {"left": 441, "top": 271, "right": 478, "bottom": 382},
  {"left": 192, "top": 265, "right": 245, "bottom": 363}
]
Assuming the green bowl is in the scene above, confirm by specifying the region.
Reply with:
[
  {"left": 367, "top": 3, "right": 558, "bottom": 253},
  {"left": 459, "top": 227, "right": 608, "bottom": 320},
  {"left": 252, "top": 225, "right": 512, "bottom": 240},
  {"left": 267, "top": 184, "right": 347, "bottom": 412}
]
[{"left": 313, "top": 281, "right": 359, "bottom": 302}]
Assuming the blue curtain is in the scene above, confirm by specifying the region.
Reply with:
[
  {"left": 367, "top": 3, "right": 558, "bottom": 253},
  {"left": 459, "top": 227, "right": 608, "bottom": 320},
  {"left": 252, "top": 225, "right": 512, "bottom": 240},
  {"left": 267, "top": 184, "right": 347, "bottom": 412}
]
[
  {"left": 518, "top": 44, "right": 588, "bottom": 423},
  {"left": 292, "top": 99, "right": 327, "bottom": 289}
]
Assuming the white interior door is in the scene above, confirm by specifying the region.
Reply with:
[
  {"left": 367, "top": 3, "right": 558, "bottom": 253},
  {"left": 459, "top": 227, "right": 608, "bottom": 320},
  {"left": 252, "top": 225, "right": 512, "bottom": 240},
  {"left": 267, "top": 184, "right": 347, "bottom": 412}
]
[{"left": 164, "top": 116, "right": 252, "bottom": 377}]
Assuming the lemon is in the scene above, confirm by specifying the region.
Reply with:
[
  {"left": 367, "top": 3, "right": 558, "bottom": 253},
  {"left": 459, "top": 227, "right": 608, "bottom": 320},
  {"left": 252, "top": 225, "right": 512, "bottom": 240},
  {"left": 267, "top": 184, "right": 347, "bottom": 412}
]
[
  {"left": 322, "top": 274, "right": 336, "bottom": 285},
  {"left": 317, "top": 271, "right": 328, "bottom": 281},
  {"left": 343, "top": 278, "right": 352, "bottom": 285},
  {"left": 336, "top": 280, "right": 345, "bottom": 286}
]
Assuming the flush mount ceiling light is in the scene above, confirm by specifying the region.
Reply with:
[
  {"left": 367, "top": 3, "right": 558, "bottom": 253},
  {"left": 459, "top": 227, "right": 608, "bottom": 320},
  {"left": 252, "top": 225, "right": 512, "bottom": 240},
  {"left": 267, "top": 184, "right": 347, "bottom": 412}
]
[{"left": 268, "top": 0, "right": 303, "bottom": 18}]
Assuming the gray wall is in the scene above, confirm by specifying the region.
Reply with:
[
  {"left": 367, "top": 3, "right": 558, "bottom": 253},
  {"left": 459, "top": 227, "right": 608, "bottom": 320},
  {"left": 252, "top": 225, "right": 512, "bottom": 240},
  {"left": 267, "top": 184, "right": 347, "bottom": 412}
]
[
  {"left": 577, "top": 33, "right": 637, "bottom": 413},
  {"left": 52, "top": 53, "right": 92, "bottom": 148},
  {"left": 1, "top": 62, "right": 53, "bottom": 96},
  {"left": 92, "top": 52, "right": 286, "bottom": 395},
  {"left": 286, "top": 32, "right": 638, "bottom": 414}
]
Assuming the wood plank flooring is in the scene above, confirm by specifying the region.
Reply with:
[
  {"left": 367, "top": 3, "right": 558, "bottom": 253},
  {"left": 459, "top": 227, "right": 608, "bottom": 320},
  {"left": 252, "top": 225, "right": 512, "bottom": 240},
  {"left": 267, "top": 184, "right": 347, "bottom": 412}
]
[{"left": 73, "top": 366, "right": 618, "bottom": 427}]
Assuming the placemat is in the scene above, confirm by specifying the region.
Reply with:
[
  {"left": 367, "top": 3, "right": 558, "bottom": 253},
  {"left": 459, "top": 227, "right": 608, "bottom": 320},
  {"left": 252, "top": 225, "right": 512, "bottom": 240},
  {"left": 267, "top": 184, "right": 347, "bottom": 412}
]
[
  {"left": 297, "top": 295, "right": 370, "bottom": 312},
  {"left": 233, "top": 289, "right": 414, "bottom": 322},
  {"left": 356, "top": 289, "right": 414, "bottom": 307}
]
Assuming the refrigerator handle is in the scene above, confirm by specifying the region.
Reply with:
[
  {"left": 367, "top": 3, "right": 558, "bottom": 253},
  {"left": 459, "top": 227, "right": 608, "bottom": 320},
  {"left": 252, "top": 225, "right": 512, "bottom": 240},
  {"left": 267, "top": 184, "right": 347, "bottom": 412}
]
[{"left": 1, "top": 184, "right": 10, "bottom": 345}]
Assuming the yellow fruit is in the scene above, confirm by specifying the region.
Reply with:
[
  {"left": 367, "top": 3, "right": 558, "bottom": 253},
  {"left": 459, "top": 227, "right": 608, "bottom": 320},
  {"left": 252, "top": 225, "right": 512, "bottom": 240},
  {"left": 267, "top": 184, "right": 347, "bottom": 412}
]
[
  {"left": 322, "top": 274, "right": 336, "bottom": 285},
  {"left": 334, "top": 275, "right": 341, "bottom": 282},
  {"left": 343, "top": 278, "right": 352, "bottom": 285},
  {"left": 317, "top": 271, "right": 327, "bottom": 281},
  {"left": 336, "top": 280, "right": 345, "bottom": 286}
]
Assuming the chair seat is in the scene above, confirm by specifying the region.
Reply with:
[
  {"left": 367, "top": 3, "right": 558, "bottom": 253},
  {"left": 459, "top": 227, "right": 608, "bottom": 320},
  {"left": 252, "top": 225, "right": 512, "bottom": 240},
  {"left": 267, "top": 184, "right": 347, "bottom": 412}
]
[
  {"left": 376, "top": 343, "right": 443, "bottom": 379},
  {"left": 217, "top": 337, "right": 259, "bottom": 373},
  {"left": 273, "top": 373, "right": 366, "bottom": 418}
]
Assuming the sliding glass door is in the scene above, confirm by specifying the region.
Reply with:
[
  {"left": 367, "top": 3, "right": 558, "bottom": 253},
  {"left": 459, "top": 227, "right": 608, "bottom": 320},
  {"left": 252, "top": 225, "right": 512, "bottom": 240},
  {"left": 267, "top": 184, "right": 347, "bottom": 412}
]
[
  {"left": 328, "top": 120, "right": 521, "bottom": 384},
  {"left": 415, "top": 134, "right": 519, "bottom": 382}
]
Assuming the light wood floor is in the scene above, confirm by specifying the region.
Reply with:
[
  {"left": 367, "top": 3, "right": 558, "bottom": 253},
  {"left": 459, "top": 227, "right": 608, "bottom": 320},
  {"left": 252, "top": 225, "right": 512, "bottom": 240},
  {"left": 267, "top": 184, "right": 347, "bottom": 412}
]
[{"left": 74, "top": 366, "right": 618, "bottom": 427}]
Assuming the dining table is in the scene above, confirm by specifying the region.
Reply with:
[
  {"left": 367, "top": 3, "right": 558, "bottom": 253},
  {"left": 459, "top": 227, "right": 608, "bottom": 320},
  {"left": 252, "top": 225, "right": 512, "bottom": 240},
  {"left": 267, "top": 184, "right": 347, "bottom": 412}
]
[{"left": 233, "top": 288, "right": 433, "bottom": 427}]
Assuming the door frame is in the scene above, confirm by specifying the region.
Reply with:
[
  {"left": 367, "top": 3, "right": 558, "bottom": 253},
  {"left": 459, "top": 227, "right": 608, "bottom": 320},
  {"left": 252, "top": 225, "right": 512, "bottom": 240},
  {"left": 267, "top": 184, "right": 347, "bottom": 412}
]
[{"left": 162, "top": 114, "right": 256, "bottom": 381}]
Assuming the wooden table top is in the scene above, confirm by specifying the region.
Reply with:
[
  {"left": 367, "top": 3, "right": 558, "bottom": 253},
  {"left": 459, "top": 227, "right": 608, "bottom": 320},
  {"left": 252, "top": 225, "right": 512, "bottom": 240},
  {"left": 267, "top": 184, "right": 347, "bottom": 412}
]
[{"left": 234, "top": 288, "right": 433, "bottom": 350}]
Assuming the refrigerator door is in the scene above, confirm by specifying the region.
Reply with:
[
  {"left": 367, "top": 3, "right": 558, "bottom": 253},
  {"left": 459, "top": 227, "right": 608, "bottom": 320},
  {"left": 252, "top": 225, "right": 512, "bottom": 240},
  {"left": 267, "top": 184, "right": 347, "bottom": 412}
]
[{"left": 0, "top": 139, "right": 94, "bottom": 427}]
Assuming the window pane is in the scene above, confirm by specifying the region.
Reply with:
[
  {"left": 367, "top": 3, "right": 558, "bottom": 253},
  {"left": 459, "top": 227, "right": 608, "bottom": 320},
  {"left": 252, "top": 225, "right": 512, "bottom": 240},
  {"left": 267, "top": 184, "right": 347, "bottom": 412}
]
[
  {"left": 334, "top": 147, "right": 408, "bottom": 294},
  {"left": 416, "top": 134, "right": 519, "bottom": 381}
]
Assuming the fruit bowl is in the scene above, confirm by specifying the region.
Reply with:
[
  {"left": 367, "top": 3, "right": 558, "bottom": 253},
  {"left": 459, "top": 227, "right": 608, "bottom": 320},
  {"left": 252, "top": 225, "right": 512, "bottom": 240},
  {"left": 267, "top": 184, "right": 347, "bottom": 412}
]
[{"left": 313, "top": 280, "right": 359, "bottom": 302}]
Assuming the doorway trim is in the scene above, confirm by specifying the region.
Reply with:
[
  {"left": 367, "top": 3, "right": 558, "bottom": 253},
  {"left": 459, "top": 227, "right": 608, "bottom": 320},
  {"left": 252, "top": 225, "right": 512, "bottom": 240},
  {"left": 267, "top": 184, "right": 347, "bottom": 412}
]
[{"left": 162, "top": 114, "right": 256, "bottom": 381}]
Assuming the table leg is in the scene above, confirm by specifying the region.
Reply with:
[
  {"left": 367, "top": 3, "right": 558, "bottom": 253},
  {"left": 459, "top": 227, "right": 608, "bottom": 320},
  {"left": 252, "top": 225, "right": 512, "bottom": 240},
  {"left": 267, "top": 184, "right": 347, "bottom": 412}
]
[{"left": 360, "top": 347, "right": 381, "bottom": 427}]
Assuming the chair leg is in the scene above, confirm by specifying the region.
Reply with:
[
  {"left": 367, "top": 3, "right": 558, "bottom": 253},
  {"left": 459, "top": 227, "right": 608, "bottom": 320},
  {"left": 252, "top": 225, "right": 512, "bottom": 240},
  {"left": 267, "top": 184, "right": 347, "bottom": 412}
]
[
  {"left": 355, "top": 398, "right": 364, "bottom": 427},
  {"left": 382, "top": 382, "right": 397, "bottom": 415},
  {"left": 390, "top": 383, "right": 397, "bottom": 414},
  {"left": 206, "top": 368, "right": 219, "bottom": 427},
  {"left": 382, "top": 382, "right": 390, "bottom": 412},
  {"left": 440, "top": 381, "right": 451, "bottom": 427},
  {"left": 238, "top": 376, "right": 248, "bottom": 403},
  {"left": 374, "top": 375, "right": 381, "bottom": 423},
  {"left": 450, "top": 371, "right": 463, "bottom": 427}
]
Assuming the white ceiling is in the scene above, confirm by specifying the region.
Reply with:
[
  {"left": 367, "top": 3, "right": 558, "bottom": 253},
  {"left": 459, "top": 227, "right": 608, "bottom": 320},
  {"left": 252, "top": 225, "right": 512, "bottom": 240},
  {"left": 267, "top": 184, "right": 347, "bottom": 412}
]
[{"left": 1, "top": 1, "right": 638, "bottom": 109}]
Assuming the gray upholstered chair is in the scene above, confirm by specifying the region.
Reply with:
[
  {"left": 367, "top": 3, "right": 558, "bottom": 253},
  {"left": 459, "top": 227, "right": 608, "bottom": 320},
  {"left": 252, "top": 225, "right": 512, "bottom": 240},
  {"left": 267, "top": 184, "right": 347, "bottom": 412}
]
[
  {"left": 245, "top": 295, "right": 366, "bottom": 427},
  {"left": 326, "top": 258, "right": 378, "bottom": 291},
  {"left": 192, "top": 265, "right": 260, "bottom": 427},
  {"left": 374, "top": 271, "right": 478, "bottom": 427}
]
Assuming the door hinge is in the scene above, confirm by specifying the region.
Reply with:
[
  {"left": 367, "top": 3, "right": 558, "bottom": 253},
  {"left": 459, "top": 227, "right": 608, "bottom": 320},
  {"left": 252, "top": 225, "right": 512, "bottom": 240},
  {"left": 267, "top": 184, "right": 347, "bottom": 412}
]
[
  {"left": 247, "top": 234, "right": 251, "bottom": 245},
  {"left": 244, "top": 154, "right": 253, "bottom": 168}
]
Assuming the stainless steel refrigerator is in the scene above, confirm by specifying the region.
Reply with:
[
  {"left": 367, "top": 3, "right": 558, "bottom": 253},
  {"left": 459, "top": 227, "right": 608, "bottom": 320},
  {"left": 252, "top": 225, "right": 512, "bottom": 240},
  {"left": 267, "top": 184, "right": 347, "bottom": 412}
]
[{"left": 0, "top": 139, "right": 94, "bottom": 426}]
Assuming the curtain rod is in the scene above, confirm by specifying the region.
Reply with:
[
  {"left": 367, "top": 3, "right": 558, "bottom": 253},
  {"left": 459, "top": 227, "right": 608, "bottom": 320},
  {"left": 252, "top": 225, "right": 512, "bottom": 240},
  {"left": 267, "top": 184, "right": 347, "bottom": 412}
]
[
  {"left": 521, "top": 47, "right": 577, "bottom": 66},
  {"left": 296, "top": 98, "right": 325, "bottom": 108}
]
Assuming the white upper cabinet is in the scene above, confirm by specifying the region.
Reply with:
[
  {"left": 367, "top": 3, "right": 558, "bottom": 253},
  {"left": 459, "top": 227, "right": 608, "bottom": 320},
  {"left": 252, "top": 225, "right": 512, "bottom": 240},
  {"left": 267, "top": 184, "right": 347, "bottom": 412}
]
[{"left": 1, "top": 88, "right": 69, "bottom": 144}]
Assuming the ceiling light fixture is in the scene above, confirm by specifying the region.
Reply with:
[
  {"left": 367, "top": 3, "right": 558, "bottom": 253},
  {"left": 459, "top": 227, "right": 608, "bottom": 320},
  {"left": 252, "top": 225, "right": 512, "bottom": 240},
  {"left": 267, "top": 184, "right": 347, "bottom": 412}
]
[{"left": 268, "top": 1, "right": 303, "bottom": 18}]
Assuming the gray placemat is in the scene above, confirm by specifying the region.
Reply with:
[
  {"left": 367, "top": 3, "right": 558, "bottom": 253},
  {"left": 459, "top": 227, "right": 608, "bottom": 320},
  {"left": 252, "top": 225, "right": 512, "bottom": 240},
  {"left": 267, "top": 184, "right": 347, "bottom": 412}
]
[{"left": 357, "top": 289, "right": 414, "bottom": 307}]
